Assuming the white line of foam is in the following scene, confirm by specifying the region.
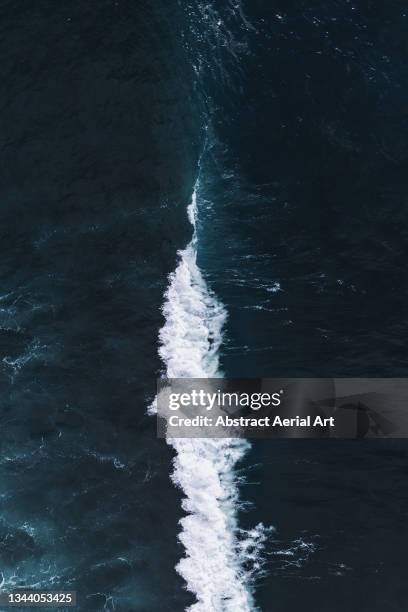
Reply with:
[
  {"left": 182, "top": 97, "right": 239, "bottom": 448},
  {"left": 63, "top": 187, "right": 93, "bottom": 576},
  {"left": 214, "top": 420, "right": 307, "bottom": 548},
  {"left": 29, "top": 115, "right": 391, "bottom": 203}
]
[{"left": 154, "top": 180, "right": 270, "bottom": 611}]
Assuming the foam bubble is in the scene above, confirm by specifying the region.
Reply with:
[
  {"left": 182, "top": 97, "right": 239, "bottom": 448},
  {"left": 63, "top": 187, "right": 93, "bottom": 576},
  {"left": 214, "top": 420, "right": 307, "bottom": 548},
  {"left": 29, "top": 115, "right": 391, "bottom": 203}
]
[{"left": 154, "top": 180, "right": 270, "bottom": 611}]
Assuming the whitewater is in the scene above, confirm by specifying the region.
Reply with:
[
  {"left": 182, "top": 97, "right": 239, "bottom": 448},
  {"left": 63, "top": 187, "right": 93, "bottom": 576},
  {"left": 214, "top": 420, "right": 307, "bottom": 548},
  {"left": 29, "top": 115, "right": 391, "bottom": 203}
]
[{"left": 153, "top": 176, "right": 270, "bottom": 611}]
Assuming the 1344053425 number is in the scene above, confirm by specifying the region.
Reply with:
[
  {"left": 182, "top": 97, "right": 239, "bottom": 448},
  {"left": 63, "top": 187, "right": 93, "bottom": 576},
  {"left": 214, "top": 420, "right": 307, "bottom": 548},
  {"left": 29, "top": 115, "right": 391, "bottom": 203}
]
[{"left": 0, "top": 591, "right": 76, "bottom": 606}]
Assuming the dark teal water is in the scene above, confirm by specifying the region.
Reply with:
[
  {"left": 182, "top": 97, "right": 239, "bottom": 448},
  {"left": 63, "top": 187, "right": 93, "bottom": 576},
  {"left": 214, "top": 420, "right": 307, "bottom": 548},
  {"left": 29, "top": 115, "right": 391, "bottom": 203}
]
[
  {"left": 194, "top": 2, "right": 408, "bottom": 610},
  {"left": 1, "top": 1, "right": 408, "bottom": 610},
  {"left": 0, "top": 1, "right": 199, "bottom": 609}
]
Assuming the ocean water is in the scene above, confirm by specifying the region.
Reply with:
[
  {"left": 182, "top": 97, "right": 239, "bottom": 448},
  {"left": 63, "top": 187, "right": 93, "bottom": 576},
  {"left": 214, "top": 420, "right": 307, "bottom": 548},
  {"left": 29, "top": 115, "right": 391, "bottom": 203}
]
[
  {"left": 0, "top": 1, "right": 199, "bottom": 610},
  {"left": 1, "top": 1, "right": 408, "bottom": 611},
  {"left": 154, "top": 181, "right": 271, "bottom": 610},
  {"left": 161, "top": 1, "right": 408, "bottom": 610}
]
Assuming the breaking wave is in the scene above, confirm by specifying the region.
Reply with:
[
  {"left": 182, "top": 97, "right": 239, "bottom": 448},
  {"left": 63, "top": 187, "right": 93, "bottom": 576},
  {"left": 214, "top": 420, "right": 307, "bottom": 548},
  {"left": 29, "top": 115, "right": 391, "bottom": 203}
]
[{"left": 154, "top": 176, "right": 270, "bottom": 611}]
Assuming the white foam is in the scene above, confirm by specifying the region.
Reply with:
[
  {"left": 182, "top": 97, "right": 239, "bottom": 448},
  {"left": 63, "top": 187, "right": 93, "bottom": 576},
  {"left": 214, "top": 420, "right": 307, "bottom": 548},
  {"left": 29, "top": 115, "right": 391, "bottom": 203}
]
[{"left": 155, "top": 179, "right": 270, "bottom": 611}]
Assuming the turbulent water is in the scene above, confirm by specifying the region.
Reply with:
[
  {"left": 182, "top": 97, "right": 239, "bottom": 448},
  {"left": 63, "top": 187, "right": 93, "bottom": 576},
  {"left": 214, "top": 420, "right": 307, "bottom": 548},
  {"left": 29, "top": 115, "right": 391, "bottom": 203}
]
[
  {"left": 156, "top": 2, "right": 408, "bottom": 610},
  {"left": 1, "top": 1, "right": 408, "bottom": 611},
  {"left": 155, "top": 180, "right": 270, "bottom": 610}
]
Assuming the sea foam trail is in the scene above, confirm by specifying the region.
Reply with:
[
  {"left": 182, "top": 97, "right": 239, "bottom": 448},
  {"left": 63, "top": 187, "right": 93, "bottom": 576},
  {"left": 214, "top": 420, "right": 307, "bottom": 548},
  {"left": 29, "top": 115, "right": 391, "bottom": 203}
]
[{"left": 155, "top": 182, "right": 269, "bottom": 611}]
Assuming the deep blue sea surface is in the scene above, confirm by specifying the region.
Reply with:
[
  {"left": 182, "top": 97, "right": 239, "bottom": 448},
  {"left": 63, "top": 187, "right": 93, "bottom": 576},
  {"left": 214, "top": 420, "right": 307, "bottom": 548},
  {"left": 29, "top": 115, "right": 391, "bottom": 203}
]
[{"left": 1, "top": 1, "right": 408, "bottom": 611}]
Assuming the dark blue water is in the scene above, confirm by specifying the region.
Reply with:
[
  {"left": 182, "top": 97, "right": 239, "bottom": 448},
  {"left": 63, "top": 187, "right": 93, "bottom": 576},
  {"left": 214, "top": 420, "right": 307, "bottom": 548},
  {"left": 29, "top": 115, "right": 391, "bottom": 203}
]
[
  {"left": 194, "top": 2, "right": 408, "bottom": 610},
  {"left": 1, "top": 1, "right": 408, "bottom": 610},
  {"left": 0, "top": 1, "right": 199, "bottom": 609}
]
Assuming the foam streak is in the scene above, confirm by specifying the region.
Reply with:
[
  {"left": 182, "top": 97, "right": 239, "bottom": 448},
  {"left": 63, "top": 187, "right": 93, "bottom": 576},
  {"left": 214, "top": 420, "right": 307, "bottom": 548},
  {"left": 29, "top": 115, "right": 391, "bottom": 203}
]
[{"left": 155, "top": 181, "right": 268, "bottom": 611}]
